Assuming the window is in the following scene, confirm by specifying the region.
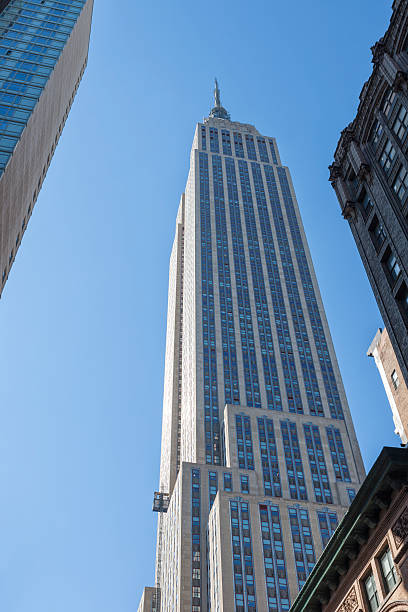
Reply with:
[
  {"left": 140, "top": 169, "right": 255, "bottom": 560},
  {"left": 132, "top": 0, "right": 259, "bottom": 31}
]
[
  {"left": 380, "top": 140, "right": 396, "bottom": 173},
  {"left": 370, "top": 120, "right": 383, "bottom": 146},
  {"left": 360, "top": 190, "right": 373, "bottom": 218},
  {"left": 347, "top": 488, "right": 356, "bottom": 502},
  {"left": 383, "top": 89, "right": 396, "bottom": 117},
  {"left": 364, "top": 573, "right": 379, "bottom": 612},
  {"left": 380, "top": 548, "right": 397, "bottom": 593},
  {"left": 208, "top": 471, "right": 218, "bottom": 508},
  {"left": 240, "top": 474, "right": 249, "bottom": 493},
  {"left": 370, "top": 217, "right": 387, "bottom": 251},
  {"left": 347, "top": 168, "right": 358, "bottom": 192},
  {"left": 393, "top": 165, "right": 408, "bottom": 201},
  {"left": 383, "top": 249, "right": 401, "bottom": 283},
  {"left": 393, "top": 104, "right": 408, "bottom": 140},
  {"left": 391, "top": 369, "right": 400, "bottom": 390},
  {"left": 223, "top": 472, "right": 233, "bottom": 492}
]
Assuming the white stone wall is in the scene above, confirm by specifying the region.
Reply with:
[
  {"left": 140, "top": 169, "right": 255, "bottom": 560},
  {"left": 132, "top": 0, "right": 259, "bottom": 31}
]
[
  {"left": 140, "top": 116, "right": 367, "bottom": 609},
  {"left": 159, "top": 196, "right": 185, "bottom": 494}
]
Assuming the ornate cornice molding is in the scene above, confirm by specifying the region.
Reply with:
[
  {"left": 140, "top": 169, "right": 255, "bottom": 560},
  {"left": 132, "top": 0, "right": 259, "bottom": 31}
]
[
  {"left": 393, "top": 69, "right": 408, "bottom": 92},
  {"left": 357, "top": 162, "right": 371, "bottom": 183},
  {"left": 372, "top": 37, "right": 387, "bottom": 65},
  {"left": 341, "top": 124, "right": 356, "bottom": 150},
  {"left": 337, "top": 587, "right": 358, "bottom": 612},
  {"left": 342, "top": 201, "right": 357, "bottom": 221},
  {"left": 328, "top": 162, "right": 343, "bottom": 185},
  {"left": 392, "top": 505, "right": 408, "bottom": 547}
]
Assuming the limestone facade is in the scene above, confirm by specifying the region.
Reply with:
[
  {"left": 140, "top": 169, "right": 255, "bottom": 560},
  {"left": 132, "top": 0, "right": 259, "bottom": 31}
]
[{"left": 140, "top": 108, "right": 365, "bottom": 610}]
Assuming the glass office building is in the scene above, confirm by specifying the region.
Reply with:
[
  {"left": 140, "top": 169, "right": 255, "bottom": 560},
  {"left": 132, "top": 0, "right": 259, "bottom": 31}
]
[
  {"left": 0, "top": 0, "right": 93, "bottom": 294},
  {"left": 138, "top": 84, "right": 365, "bottom": 612}
]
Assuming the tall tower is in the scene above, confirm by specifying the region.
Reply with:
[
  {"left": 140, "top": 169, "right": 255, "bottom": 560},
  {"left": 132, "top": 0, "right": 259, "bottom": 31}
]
[
  {"left": 0, "top": 0, "right": 94, "bottom": 295},
  {"left": 139, "top": 83, "right": 365, "bottom": 612}
]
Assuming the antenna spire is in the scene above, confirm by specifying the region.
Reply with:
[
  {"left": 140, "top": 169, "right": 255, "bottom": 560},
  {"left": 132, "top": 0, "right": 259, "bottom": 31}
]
[
  {"left": 209, "top": 78, "right": 230, "bottom": 120},
  {"left": 214, "top": 78, "right": 221, "bottom": 107}
]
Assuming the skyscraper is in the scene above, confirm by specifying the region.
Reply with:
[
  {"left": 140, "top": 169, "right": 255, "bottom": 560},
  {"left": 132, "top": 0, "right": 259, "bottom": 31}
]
[
  {"left": 0, "top": 0, "right": 94, "bottom": 295},
  {"left": 329, "top": 1, "right": 408, "bottom": 388},
  {"left": 139, "top": 82, "right": 365, "bottom": 611}
]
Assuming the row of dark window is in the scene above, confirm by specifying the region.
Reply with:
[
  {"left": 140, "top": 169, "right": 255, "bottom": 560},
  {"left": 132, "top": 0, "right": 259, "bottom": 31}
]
[
  {"left": 201, "top": 152, "right": 345, "bottom": 425},
  {"left": 235, "top": 414, "right": 352, "bottom": 503},
  {"left": 230, "top": 499, "right": 340, "bottom": 611},
  {"left": 201, "top": 124, "right": 278, "bottom": 164}
]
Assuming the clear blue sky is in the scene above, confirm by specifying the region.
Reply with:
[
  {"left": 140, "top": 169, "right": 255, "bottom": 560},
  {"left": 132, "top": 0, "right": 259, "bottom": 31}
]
[{"left": 0, "top": 1, "right": 397, "bottom": 610}]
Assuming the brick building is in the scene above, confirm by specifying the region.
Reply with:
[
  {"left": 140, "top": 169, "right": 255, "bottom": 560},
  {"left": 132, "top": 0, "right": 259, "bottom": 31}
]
[
  {"left": 289, "top": 446, "right": 408, "bottom": 612},
  {"left": 368, "top": 328, "right": 408, "bottom": 445}
]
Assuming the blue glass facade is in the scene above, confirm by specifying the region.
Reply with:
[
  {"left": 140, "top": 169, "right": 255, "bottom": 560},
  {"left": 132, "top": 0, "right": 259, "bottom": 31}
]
[
  {"left": 225, "top": 156, "right": 261, "bottom": 409},
  {"left": 212, "top": 154, "right": 240, "bottom": 406},
  {"left": 303, "top": 424, "right": 332, "bottom": 504},
  {"left": 326, "top": 426, "right": 351, "bottom": 482},
  {"left": 263, "top": 165, "right": 324, "bottom": 418},
  {"left": 236, "top": 414, "right": 254, "bottom": 470},
  {"left": 245, "top": 134, "right": 257, "bottom": 161},
  {"left": 0, "top": 0, "right": 86, "bottom": 177},
  {"left": 268, "top": 140, "right": 278, "bottom": 164},
  {"left": 233, "top": 131, "right": 244, "bottom": 158},
  {"left": 277, "top": 167, "right": 344, "bottom": 420},
  {"left": 208, "top": 470, "right": 218, "bottom": 508},
  {"left": 230, "top": 500, "right": 256, "bottom": 611},
  {"left": 191, "top": 468, "right": 202, "bottom": 608},
  {"left": 257, "top": 138, "right": 269, "bottom": 163},
  {"left": 224, "top": 471, "right": 233, "bottom": 491},
  {"left": 209, "top": 127, "right": 219, "bottom": 153},
  {"left": 280, "top": 420, "right": 307, "bottom": 500},
  {"left": 257, "top": 416, "right": 282, "bottom": 497},
  {"left": 317, "top": 510, "right": 338, "bottom": 548},
  {"left": 288, "top": 506, "right": 316, "bottom": 590},
  {"left": 251, "top": 162, "right": 303, "bottom": 414},
  {"left": 221, "top": 129, "right": 232, "bottom": 155},
  {"left": 259, "top": 503, "right": 290, "bottom": 611},
  {"left": 199, "top": 152, "right": 221, "bottom": 465},
  {"left": 238, "top": 159, "right": 281, "bottom": 411}
]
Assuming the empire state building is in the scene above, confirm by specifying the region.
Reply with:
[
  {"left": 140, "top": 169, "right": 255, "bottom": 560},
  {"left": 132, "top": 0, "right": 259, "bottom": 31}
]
[{"left": 138, "top": 82, "right": 365, "bottom": 612}]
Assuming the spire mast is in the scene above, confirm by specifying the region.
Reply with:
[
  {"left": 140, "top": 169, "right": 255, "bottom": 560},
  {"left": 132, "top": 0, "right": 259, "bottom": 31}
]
[{"left": 209, "top": 78, "right": 230, "bottom": 120}]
